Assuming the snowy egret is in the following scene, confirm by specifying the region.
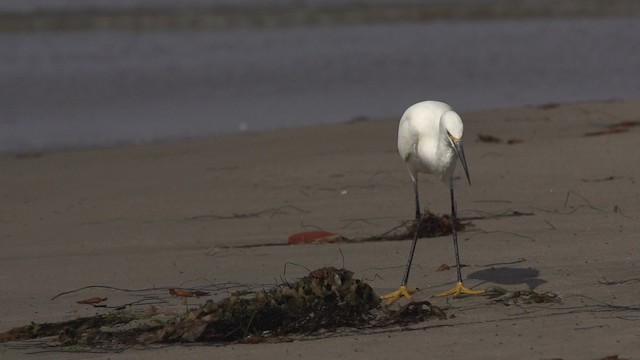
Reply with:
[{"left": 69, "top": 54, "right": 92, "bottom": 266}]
[{"left": 381, "top": 101, "right": 484, "bottom": 305}]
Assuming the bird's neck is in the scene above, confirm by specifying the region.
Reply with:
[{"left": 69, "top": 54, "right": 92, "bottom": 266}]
[
  {"left": 435, "top": 124, "right": 456, "bottom": 172},
  {"left": 436, "top": 121, "right": 450, "bottom": 155}
]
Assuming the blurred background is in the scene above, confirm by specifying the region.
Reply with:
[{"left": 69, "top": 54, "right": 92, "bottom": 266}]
[{"left": 1, "top": 0, "right": 639, "bottom": 152}]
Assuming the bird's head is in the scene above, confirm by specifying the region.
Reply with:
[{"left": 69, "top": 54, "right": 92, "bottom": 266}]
[{"left": 442, "top": 111, "right": 471, "bottom": 186}]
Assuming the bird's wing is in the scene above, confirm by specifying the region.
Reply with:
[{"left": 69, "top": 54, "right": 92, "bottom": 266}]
[{"left": 397, "top": 115, "right": 418, "bottom": 162}]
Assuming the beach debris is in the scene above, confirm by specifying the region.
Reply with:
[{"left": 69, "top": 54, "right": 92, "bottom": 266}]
[
  {"left": 484, "top": 287, "right": 560, "bottom": 306},
  {"left": 584, "top": 127, "right": 628, "bottom": 136},
  {"left": 287, "top": 211, "right": 468, "bottom": 246},
  {"left": 598, "top": 277, "right": 640, "bottom": 286},
  {"left": 287, "top": 230, "right": 344, "bottom": 244},
  {"left": 436, "top": 264, "right": 451, "bottom": 272},
  {"left": 0, "top": 313, "right": 136, "bottom": 345},
  {"left": 462, "top": 210, "right": 533, "bottom": 222},
  {"left": 169, "top": 289, "right": 209, "bottom": 298},
  {"left": 584, "top": 120, "right": 640, "bottom": 137},
  {"left": 580, "top": 176, "right": 621, "bottom": 183},
  {"left": 537, "top": 102, "right": 560, "bottom": 110},
  {"left": 477, "top": 134, "right": 523, "bottom": 145},
  {"left": 381, "top": 301, "right": 448, "bottom": 326},
  {"left": 76, "top": 297, "right": 108, "bottom": 305},
  {"left": 477, "top": 134, "right": 502, "bottom": 143},
  {"left": 220, "top": 211, "right": 469, "bottom": 248},
  {"left": 357, "top": 211, "right": 467, "bottom": 243},
  {"left": 0, "top": 267, "right": 446, "bottom": 350},
  {"left": 599, "top": 356, "right": 629, "bottom": 360},
  {"left": 609, "top": 120, "right": 640, "bottom": 128},
  {"left": 408, "top": 211, "right": 465, "bottom": 239}
]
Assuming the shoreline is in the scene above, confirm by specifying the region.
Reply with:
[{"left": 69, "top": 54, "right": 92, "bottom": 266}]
[
  {"left": 0, "top": 97, "right": 632, "bottom": 156},
  {"left": 2, "top": 0, "right": 640, "bottom": 33}
]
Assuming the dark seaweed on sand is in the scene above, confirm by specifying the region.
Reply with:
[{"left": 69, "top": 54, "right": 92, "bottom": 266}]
[{"left": 0, "top": 267, "right": 445, "bottom": 349}]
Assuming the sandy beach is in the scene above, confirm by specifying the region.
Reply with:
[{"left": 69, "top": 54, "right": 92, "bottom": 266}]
[{"left": 1, "top": 98, "right": 639, "bottom": 359}]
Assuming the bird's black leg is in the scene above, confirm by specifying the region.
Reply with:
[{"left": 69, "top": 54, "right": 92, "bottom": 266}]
[
  {"left": 381, "top": 178, "right": 420, "bottom": 303},
  {"left": 414, "top": 178, "right": 420, "bottom": 221},
  {"left": 450, "top": 181, "right": 463, "bottom": 283},
  {"left": 434, "top": 176, "right": 484, "bottom": 297},
  {"left": 401, "top": 178, "right": 421, "bottom": 286}
]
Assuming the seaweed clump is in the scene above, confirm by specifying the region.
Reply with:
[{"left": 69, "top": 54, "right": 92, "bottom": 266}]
[
  {"left": 1, "top": 267, "right": 447, "bottom": 350},
  {"left": 484, "top": 287, "right": 561, "bottom": 306},
  {"left": 408, "top": 211, "right": 465, "bottom": 239},
  {"left": 153, "top": 267, "right": 381, "bottom": 343}
]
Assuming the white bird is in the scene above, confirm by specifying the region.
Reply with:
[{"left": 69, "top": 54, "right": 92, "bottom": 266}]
[{"left": 381, "top": 100, "right": 484, "bottom": 305}]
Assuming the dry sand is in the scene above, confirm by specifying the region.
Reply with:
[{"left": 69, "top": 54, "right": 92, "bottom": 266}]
[{"left": 1, "top": 99, "right": 639, "bottom": 359}]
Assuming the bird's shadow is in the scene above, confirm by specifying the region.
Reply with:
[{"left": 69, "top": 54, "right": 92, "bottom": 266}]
[{"left": 466, "top": 267, "right": 546, "bottom": 290}]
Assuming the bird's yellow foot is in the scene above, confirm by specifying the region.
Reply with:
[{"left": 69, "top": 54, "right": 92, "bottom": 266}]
[
  {"left": 380, "top": 285, "right": 417, "bottom": 305},
  {"left": 435, "top": 281, "right": 484, "bottom": 297}
]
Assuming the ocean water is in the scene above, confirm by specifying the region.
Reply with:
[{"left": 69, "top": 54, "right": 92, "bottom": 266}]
[{"left": 2, "top": 17, "right": 640, "bottom": 152}]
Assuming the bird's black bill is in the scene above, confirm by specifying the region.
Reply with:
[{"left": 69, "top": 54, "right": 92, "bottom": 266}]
[{"left": 453, "top": 141, "right": 471, "bottom": 186}]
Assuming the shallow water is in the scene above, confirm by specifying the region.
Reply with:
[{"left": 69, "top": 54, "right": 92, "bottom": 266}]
[{"left": 2, "top": 17, "right": 640, "bottom": 152}]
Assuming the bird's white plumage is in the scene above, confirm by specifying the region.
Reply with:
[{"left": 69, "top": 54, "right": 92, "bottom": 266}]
[
  {"left": 381, "top": 100, "right": 481, "bottom": 304},
  {"left": 397, "top": 100, "right": 464, "bottom": 184}
]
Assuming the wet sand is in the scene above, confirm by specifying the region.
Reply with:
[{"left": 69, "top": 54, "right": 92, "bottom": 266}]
[{"left": 1, "top": 99, "right": 639, "bottom": 358}]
